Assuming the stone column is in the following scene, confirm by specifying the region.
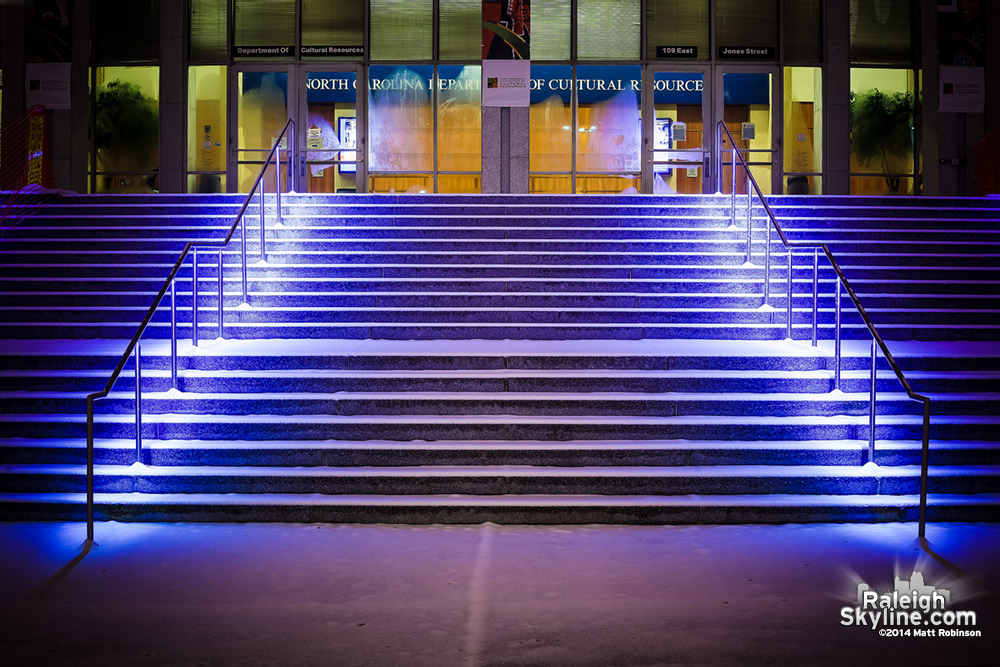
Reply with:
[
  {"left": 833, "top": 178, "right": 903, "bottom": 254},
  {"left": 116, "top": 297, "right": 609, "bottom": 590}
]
[
  {"left": 158, "top": 0, "right": 186, "bottom": 193},
  {"left": 822, "top": 0, "right": 851, "bottom": 195},
  {"left": 480, "top": 105, "right": 529, "bottom": 194},
  {"left": 481, "top": 106, "right": 502, "bottom": 193}
]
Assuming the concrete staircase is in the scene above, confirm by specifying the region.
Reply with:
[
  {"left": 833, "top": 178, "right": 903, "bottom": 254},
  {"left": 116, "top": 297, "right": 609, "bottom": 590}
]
[{"left": 1, "top": 193, "right": 998, "bottom": 523}]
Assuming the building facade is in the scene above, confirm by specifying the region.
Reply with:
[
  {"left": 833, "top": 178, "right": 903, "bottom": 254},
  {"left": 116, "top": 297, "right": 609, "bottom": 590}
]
[{"left": 2, "top": 0, "right": 997, "bottom": 197}]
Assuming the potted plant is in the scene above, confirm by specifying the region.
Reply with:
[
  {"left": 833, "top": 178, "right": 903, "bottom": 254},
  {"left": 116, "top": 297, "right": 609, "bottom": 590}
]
[{"left": 849, "top": 88, "right": 914, "bottom": 193}]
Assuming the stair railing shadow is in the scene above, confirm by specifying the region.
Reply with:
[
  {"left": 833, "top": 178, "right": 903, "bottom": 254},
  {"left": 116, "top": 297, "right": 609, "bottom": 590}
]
[
  {"left": 82, "top": 119, "right": 296, "bottom": 543},
  {"left": 715, "top": 121, "right": 933, "bottom": 543},
  {"left": 21, "top": 539, "right": 95, "bottom": 603},
  {"left": 1, "top": 106, "right": 59, "bottom": 238}
]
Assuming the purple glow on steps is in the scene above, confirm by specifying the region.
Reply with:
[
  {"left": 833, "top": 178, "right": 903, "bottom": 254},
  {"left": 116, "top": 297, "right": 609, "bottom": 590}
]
[{"left": 0, "top": 193, "right": 998, "bottom": 523}]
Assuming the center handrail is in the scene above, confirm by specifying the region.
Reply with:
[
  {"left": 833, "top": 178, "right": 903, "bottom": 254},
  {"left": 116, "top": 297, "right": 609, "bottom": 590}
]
[
  {"left": 83, "top": 119, "right": 296, "bottom": 542},
  {"left": 715, "top": 121, "right": 932, "bottom": 540}
]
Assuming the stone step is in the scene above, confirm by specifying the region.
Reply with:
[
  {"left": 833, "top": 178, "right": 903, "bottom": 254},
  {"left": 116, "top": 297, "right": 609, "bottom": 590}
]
[
  {"left": 3, "top": 337, "right": 993, "bottom": 371},
  {"left": 2, "top": 304, "right": 997, "bottom": 327},
  {"left": 3, "top": 320, "right": 999, "bottom": 341},
  {"left": 4, "top": 277, "right": 999, "bottom": 295},
  {"left": 3, "top": 438, "right": 997, "bottom": 467},
  {"left": 2, "top": 463, "right": 998, "bottom": 496},
  {"left": 2, "top": 490, "right": 998, "bottom": 523},
  {"left": 3, "top": 291, "right": 999, "bottom": 311},
  {"left": 11, "top": 224, "right": 1000, "bottom": 240},
  {"left": 4, "top": 390, "right": 996, "bottom": 417},
  {"left": 2, "top": 412, "right": 997, "bottom": 441},
  {"left": 4, "top": 263, "right": 997, "bottom": 281},
  {"left": 3, "top": 368, "right": 995, "bottom": 393},
  {"left": 4, "top": 243, "right": 1000, "bottom": 265}
]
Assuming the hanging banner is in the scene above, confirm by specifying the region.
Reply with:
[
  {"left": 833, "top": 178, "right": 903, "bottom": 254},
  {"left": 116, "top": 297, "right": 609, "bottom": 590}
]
[
  {"left": 938, "top": 0, "right": 984, "bottom": 113},
  {"left": 482, "top": 0, "right": 530, "bottom": 60},
  {"left": 27, "top": 0, "right": 73, "bottom": 62},
  {"left": 483, "top": 59, "right": 530, "bottom": 107},
  {"left": 939, "top": 65, "right": 985, "bottom": 113},
  {"left": 25, "top": 63, "right": 71, "bottom": 109}
]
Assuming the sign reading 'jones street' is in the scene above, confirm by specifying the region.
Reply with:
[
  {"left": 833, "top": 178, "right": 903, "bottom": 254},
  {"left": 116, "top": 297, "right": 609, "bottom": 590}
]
[{"left": 718, "top": 46, "right": 776, "bottom": 59}]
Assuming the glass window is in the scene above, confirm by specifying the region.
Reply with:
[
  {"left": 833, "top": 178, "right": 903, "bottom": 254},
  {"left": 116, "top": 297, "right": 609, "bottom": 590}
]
[
  {"left": 234, "top": 71, "right": 289, "bottom": 192},
  {"left": 304, "top": 71, "right": 359, "bottom": 193},
  {"left": 850, "top": 0, "right": 912, "bottom": 65},
  {"left": 577, "top": 0, "right": 640, "bottom": 61},
  {"left": 715, "top": 0, "right": 778, "bottom": 57},
  {"left": 576, "top": 65, "right": 641, "bottom": 174},
  {"left": 529, "top": 64, "right": 573, "bottom": 193},
  {"left": 437, "top": 65, "right": 482, "bottom": 190},
  {"left": 93, "top": 67, "right": 159, "bottom": 193},
  {"left": 652, "top": 71, "right": 706, "bottom": 195},
  {"left": 95, "top": 0, "right": 160, "bottom": 62},
  {"left": 301, "top": 0, "right": 365, "bottom": 59},
  {"left": 190, "top": 0, "right": 227, "bottom": 62},
  {"left": 440, "top": 0, "right": 481, "bottom": 61},
  {"left": 531, "top": 0, "right": 571, "bottom": 61},
  {"left": 371, "top": 0, "right": 433, "bottom": 60},
  {"left": 187, "top": 66, "right": 227, "bottom": 193},
  {"left": 849, "top": 68, "right": 917, "bottom": 194},
  {"left": 368, "top": 65, "right": 434, "bottom": 190},
  {"left": 530, "top": 64, "right": 641, "bottom": 194},
  {"left": 234, "top": 0, "right": 295, "bottom": 53},
  {"left": 722, "top": 72, "right": 774, "bottom": 194},
  {"left": 783, "top": 67, "right": 822, "bottom": 194},
  {"left": 783, "top": 0, "right": 821, "bottom": 63},
  {"left": 646, "top": 0, "right": 709, "bottom": 62}
]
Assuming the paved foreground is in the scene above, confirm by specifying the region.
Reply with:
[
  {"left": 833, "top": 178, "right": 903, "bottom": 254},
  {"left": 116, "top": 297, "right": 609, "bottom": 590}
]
[{"left": 1, "top": 521, "right": 998, "bottom": 666}]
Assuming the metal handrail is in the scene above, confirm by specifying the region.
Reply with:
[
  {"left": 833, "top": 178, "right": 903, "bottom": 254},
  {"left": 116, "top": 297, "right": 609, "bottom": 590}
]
[
  {"left": 83, "top": 119, "right": 296, "bottom": 542},
  {"left": 714, "top": 121, "right": 932, "bottom": 539}
]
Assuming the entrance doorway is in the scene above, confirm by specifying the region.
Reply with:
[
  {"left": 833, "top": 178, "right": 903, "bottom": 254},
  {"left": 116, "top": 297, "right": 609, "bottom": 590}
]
[
  {"left": 715, "top": 66, "right": 781, "bottom": 195},
  {"left": 642, "top": 65, "right": 781, "bottom": 195},
  {"left": 229, "top": 64, "right": 365, "bottom": 194},
  {"left": 643, "top": 66, "right": 712, "bottom": 194}
]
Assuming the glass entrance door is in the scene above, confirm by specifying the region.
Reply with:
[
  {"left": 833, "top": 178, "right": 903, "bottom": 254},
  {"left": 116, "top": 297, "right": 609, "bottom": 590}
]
[
  {"left": 301, "top": 67, "right": 365, "bottom": 193},
  {"left": 643, "top": 66, "right": 712, "bottom": 194},
  {"left": 230, "top": 66, "right": 293, "bottom": 193},
  {"left": 715, "top": 67, "right": 781, "bottom": 195}
]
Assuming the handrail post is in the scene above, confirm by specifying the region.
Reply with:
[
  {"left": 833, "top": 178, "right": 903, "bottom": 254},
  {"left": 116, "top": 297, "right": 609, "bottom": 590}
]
[
  {"left": 811, "top": 248, "right": 819, "bottom": 347},
  {"left": 217, "top": 250, "right": 224, "bottom": 339},
  {"left": 834, "top": 277, "right": 842, "bottom": 391},
  {"left": 744, "top": 166, "right": 752, "bottom": 263},
  {"left": 745, "top": 164, "right": 751, "bottom": 235},
  {"left": 716, "top": 124, "right": 722, "bottom": 193},
  {"left": 170, "top": 278, "right": 177, "bottom": 390},
  {"left": 192, "top": 248, "right": 199, "bottom": 347},
  {"left": 275, "top": 146, "right": 283, "bottom": 226},
  {"left": 240, "top": 212, "right": 248, "bottom": 305},
  {"left": 730, "top": 148, "right": 736, "bottom": 223},
  {"left": 918, "top": 400, "right": 931, "bottom": 538},
  {"left": 259, "top": 180, "right": 267, "bottom": 262},
  {"left": 763, "top": 215, "right": 771, "bottom": 304},
  {"left": 288, "top": 122, "right": 296, "bottom": 193},
  {"left": 135, "top": 342, "right": 142, "bottom": 463},
  {"left": 86, "top": 396, "right": 95, "bottom": 541},
  {"left": 869, "top": 338, "right": 877, "bottom": 463},
  {"left": 786, "top": 249, "right": 793, "bottom": 339}
]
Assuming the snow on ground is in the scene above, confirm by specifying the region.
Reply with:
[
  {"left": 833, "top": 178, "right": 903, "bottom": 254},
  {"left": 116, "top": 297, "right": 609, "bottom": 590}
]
[{"left": 0, "top": 521, "right": 997, "bottom": 667}]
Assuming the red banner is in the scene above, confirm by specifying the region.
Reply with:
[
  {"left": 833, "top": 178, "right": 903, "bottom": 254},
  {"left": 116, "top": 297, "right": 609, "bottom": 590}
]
[{"left": 482, "top": 0, "right": 530, "bottom": 60}]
